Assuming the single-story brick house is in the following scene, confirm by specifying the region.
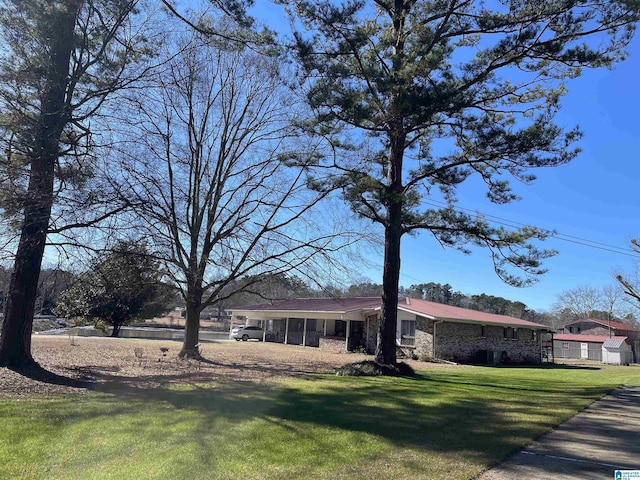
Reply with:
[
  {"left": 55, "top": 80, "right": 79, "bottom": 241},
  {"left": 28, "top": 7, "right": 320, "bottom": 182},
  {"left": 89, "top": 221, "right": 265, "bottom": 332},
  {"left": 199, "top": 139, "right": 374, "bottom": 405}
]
[{"left": 227, "top": 297, "right": 550, "bottom": 364}]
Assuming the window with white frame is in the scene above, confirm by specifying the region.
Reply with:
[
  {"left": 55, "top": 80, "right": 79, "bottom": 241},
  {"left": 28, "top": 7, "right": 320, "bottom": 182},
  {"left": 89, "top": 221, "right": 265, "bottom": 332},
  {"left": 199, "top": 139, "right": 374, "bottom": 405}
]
[{"left": 401, "top": 320, "right": 416, "bottom": 346}]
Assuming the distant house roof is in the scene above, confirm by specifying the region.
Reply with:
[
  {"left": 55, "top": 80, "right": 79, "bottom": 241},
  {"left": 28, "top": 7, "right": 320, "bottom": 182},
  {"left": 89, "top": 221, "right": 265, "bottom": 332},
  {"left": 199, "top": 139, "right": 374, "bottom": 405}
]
[
  {"left": 563, "top": 318, "right": 640, "bottom": 332},
  {"left": 603, "top": 337, "right": 630, "bottom": 349},
  {"left": 230, "top": 297, "right": 549, "bottom": 329},
  {"left": 554, "top": 333, "right": 627, "bottom": 343}
]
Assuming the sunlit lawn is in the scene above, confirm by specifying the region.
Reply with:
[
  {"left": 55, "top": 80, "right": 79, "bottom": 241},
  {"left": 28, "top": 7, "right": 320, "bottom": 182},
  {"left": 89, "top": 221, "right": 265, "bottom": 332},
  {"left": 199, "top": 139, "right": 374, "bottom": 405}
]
[{"left": 2, "top": 364, "right": 639, "bottom": 480}]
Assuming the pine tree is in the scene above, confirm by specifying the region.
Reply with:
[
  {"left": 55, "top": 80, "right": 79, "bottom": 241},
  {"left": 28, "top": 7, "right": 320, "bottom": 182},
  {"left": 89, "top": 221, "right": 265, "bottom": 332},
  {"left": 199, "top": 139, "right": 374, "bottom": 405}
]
[
  {"left": 288, "top": 0, "right": 639, "bottom": 365},
  {"left": 0, "top": 0, "right": 153, "bottom": 367}
]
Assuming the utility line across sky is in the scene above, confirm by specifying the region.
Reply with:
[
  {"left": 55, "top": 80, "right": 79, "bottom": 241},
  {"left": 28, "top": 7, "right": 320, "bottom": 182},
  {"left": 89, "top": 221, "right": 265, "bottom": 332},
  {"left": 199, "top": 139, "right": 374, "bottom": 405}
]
[{"left": 420, "top": 199, "right": 640, "bottom": 259}]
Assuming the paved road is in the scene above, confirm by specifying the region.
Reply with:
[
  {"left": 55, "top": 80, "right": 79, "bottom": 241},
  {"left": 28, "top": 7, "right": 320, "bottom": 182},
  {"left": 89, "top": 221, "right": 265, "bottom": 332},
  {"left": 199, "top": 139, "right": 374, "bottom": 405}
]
[{"left": 477, "top": 385, "right": 640, "bottom": 480}]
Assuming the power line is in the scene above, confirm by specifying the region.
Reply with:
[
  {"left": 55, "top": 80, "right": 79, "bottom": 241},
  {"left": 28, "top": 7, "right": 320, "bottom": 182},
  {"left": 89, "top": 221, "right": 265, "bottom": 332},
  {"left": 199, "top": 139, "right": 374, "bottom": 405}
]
[{"left": 420, "top": 199, "right": 640, "bottom": 259}]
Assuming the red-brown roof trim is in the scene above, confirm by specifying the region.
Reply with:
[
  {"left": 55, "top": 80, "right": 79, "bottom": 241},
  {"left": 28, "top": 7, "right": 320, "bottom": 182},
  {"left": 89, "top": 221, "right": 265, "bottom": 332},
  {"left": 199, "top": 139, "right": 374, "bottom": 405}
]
[{"left": 231, "top": 297, "right": 549, "bottom": 329}]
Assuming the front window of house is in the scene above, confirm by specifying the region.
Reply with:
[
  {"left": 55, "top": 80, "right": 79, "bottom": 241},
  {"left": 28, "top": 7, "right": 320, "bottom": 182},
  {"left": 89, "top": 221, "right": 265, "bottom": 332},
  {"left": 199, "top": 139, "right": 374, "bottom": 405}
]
[
  {"left": 401, "top": 320, "right": 416, "bottom": 346},
  {"left": 480, "top": 325, "right": 486, "bottom": 338},
  {"left": 503, "top": 327, "right": 518, "bottom": 340}
]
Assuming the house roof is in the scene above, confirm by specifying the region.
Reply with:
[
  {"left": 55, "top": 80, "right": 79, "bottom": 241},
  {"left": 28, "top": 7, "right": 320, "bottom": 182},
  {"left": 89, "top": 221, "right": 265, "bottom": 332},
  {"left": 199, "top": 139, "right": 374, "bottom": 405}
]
[
  {"left": 396, "top": 298, "right": 549, "bottom": 329},
  {"left": 230, "top": 297, "right": 549, "bottom": 329},
  {"left": 553, "top": 333, "right": 627, "bottom": 343},
  {"left": 232, "top": 297, "right": 382, "bottom": 314},
  {"left": 603, "top": 337, "right": 629, "bottom": 349},
  {"left": 563, "top": 318, "right": 640, "bottom": 332}
]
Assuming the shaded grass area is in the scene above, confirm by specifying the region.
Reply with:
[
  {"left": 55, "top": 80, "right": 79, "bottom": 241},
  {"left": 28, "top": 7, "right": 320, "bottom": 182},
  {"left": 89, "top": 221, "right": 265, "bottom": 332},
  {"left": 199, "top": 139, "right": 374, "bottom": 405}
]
[{"left": 2, "top": 364, "right": 639, "bottom": 479}]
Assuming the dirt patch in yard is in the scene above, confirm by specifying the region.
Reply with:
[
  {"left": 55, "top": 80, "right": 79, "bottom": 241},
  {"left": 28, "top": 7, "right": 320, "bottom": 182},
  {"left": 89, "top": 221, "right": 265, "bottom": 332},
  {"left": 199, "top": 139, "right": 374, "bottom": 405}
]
[{"left": 0, "top": 335, "right": 455, "bottom": 398}]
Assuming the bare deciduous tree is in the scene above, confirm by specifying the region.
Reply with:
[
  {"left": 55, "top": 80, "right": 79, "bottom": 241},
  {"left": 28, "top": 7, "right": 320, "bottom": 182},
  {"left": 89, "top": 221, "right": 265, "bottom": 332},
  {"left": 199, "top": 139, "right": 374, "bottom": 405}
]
[
  {"left": 117, "top": 30, "right": 361, "bottom": 358},
  {"left": 553, "top": 283, "right": 638, "bottom": 325}
]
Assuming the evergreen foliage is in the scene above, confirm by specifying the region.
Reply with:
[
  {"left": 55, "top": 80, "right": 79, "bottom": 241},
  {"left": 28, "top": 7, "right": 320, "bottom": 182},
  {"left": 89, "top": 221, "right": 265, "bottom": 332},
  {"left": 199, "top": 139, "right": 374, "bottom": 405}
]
[
  {"left": 286, "top": 0, "right": 640, "bottom": 364},
  {"left": 55, "top": 241, "right": 172, "bottom": 337}
]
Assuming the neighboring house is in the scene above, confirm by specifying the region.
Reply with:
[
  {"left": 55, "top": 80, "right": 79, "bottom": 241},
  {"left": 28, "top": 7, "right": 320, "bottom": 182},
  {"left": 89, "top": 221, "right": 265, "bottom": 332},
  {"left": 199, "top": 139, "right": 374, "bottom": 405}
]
[
  {"left": 559, "top": 318, "right": 640, "bottom": 363},
  {"left": 560, "top": 318, "right": 640, "bottom": 339},
  {"left": 227, "top": 297, "right": 550, "bottom": 364}
]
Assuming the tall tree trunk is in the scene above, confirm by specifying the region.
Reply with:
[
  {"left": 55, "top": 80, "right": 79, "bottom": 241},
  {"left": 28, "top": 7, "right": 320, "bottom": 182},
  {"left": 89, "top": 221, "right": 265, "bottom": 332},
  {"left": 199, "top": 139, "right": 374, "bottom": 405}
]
[
  {"left": 376, "top": 210, "right": 402, "bottom": 365},
  {"left": 375, "top": 131, "right": 405, "bottom": 366},
  {"left": 0, "top": 1, "right": 79, "bottom": 368},
  {"left": 180, "top": 287, "right": 203, "bottom": 358}
]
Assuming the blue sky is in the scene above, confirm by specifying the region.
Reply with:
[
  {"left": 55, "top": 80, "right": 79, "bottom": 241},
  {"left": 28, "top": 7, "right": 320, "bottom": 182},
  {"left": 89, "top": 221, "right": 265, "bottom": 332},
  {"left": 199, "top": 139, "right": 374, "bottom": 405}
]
[{"left": 253, "top": 2, "right": 640, "bottom": 311}]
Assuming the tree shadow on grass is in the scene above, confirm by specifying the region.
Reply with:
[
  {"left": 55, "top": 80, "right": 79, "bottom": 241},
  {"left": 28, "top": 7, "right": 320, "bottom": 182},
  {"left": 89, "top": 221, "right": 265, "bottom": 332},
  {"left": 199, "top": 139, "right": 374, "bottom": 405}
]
[
  {"left": 496, "top": 363, "right": 603, "bottom": 371},
  {"left": 10, "top": 361, "right": 630, "bottom": 479},
  {"left": 8, "top": 363, "right": 96, "bottom": 390},
  {"left": 83, "top": 372, "right": 613, "bottom": 460}
]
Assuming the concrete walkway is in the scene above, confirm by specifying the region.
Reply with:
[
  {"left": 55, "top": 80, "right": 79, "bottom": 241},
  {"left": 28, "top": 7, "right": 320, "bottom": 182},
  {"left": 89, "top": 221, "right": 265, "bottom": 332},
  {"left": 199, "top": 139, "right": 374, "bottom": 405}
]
[{"left": 477, "top": 385, "right": 640, "bottom": 480}]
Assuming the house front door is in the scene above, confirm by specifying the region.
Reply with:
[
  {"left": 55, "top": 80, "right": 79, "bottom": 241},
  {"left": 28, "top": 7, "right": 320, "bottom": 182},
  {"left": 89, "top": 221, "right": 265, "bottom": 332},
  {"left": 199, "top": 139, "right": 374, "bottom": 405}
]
[{"left": 580, "top": 343, "right": 588, "bottom": 359}]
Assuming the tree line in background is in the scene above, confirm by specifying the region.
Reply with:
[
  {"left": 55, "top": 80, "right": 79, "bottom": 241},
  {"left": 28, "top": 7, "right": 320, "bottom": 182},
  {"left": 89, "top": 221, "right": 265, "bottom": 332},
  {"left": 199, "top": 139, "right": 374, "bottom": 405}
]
[
  {"left": 0, "top": 0, "right": 639, "bottom": 368},
  {"left": 3, "top": 252, "right": 637, "bottom": 337}
]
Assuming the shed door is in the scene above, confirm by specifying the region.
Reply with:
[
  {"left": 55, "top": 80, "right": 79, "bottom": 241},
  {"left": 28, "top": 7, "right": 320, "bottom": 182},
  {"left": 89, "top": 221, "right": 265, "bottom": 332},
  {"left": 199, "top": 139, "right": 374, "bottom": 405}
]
[{"left": 580, "top": 343, "right": 588, "bottom": 359}]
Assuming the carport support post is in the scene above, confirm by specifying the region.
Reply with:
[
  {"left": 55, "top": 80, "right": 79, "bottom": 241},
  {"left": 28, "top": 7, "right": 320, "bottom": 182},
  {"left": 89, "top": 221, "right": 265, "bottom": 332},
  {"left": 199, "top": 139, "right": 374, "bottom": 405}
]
[
  {"left": 366, "top": 317, "right": 369, "bottom": 352},
  {"left": 262, "top": 321, "right": 266, "bottom": 342},
  {"left": 345, "top": 320, "right": 350, "bottom": 352},
  {"left": 285, "top": 318, "right": 289, "bottom": 345},
  {"left": 323, "top": 319, "right": 327, "bottom": 336},
  {"left": 303, "top": 318, "right": 307, "bottom": 347}
]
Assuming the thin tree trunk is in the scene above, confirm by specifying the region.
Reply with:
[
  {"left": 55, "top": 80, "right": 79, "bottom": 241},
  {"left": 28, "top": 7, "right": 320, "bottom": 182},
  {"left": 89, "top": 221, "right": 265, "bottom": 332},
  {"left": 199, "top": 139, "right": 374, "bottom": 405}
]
[
  {"left": 0, "top": 2, "right": 79, "bottom": 368},
  {"left": 111, "top": 323, "right": 121, "bottom": 337}
]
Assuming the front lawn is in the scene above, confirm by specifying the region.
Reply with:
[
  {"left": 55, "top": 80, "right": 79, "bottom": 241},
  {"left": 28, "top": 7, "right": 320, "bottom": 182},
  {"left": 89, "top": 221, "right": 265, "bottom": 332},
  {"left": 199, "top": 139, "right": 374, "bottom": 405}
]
[{"left": 2, "top": 364, "right": 638, "bottom": 479}]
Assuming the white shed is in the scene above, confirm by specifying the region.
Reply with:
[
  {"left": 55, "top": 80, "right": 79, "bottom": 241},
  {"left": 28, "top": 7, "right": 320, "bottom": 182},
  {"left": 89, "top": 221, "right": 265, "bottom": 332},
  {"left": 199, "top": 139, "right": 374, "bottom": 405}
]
[{"left": 602, "top": 337, "right": 633, "bottom": 365}]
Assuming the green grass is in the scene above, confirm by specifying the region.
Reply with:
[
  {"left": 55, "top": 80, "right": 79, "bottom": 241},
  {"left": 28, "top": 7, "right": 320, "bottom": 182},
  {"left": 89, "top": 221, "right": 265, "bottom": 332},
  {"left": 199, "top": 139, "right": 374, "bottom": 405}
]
[{"left": 2, "top": 364, "right": 639, "bottom": 479}]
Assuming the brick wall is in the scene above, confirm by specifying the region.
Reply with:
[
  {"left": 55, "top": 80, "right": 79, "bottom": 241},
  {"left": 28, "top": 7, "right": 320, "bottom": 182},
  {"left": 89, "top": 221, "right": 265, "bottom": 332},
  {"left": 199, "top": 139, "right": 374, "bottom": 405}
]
[
  {"left": 414, "top": 320, "right": 541, "bottom": 363},
  {"left": 415, "top": 316, "right": 434, "bottom": 358}
]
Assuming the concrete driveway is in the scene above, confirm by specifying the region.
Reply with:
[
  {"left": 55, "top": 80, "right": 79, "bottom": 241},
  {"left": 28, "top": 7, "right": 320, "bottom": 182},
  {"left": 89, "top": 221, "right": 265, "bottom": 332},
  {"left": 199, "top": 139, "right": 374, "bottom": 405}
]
[{"left": 477, "top": 385, "right": 640, "bottom": 480}]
